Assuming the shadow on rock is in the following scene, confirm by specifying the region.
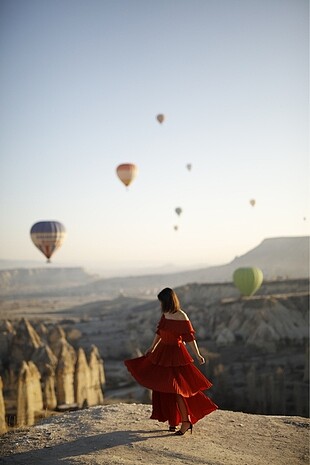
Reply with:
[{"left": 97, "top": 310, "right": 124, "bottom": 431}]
[{"left": 0, "top": 429, "right": 174, "bottom": 465}]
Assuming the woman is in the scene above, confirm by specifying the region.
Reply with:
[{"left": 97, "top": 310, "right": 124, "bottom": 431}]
[{"left": 124, "top": 287, "right": 218, "bottom": 435}]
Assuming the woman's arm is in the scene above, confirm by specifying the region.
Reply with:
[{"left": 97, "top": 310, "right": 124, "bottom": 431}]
[
  {"left": 187, "top": 340, "right": 205, "bottom": 365},
  {"left": 145, "top": 334, "right": 161, "bottom": 355}
]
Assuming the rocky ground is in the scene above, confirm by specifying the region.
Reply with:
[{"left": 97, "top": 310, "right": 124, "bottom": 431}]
[{"left": 0, "top": 404, "right": 309, "bottom": 465}]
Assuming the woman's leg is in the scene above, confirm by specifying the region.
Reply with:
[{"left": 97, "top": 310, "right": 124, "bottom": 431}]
[
  {"left": 176, "top": 395, "right": 192, "bottom": 434},
  {"left": 176, "top": 394, "right": 189, "bottom": 421}
]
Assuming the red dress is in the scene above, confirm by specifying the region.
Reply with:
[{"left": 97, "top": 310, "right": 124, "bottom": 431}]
[{"left": 124, "top": 314, "right": 218, "bottom": 426}]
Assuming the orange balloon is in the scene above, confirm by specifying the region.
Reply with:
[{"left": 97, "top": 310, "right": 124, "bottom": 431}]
[{"left": 116, "top": 163, "right": 138, "bottom": 187}]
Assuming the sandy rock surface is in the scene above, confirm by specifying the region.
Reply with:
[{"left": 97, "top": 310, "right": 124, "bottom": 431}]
[{"left": 0, "top": 404, "right": 309, "bottom": 465}]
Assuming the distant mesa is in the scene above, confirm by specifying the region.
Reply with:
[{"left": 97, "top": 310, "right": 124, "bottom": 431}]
[{"left": 0, "top": 236, "right": 308, "bottom": 299}]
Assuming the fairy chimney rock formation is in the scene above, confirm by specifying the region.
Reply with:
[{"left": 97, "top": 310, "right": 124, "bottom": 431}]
[
  {"left": 48, "top": 325, "right": 67, "bottom": 357},
  {"left": 48, "top": 325, "right": 76, "bottom": 363},
  {"left": 0, "top": 377, "right": 7, "bottom": 434},
  {"left": 35, "top": 322, "right": 48, "bottom": 341},
  {"left": 0, "top": 320, "right": 15, "bottom": 369},
  {"left": 31, "top": 344, "right": 58, "bottom": 376},
  {"left": 11, "top": 318, "right": 42, "bottom": 364},
  {"left": 16, "top": 361, "right": 35, "bottom": 426},
  {"left": 28, "top": 361, "right": 44, "bottom": 412},
  {"left": 88, "top": 345, "right": 105, "bottom": 406},
  {"left": 56, "top": 342, "right": 76, "bottom": 406},
  {"left": 75, "top": 348, "right": 91, "bottom": 408},
  {"left": 16, "top": 361, "right": 44, "bottom": 426},
  {"left": 0, "top": 318, "right": 108, "bottom": 431},
  {"left": 43, "top": 364, "right": 57, "bottom": 410}
]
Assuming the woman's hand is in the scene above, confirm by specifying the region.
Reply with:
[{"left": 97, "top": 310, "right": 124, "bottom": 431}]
[
  {"left": 145, "top": 335, "right": 161, "bottom": 356},
  {"left": 197, "top": 354, "right": 205, "bottom": 365}
]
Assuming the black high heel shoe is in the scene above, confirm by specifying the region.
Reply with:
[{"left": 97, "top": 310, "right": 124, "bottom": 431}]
[
  {"left": 169, "top": 426, "right": 176, "bottom": 432},
  {"left": 174, "top": 421, "right": 193, "bottom": 435}
]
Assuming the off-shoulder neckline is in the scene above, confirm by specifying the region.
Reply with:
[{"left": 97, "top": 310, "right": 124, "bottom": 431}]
[{"left": 162, "top": 314, "right": 190, "bottom": 322}]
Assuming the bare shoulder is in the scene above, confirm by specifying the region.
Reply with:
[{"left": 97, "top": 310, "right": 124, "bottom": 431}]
[
  {"left": 175, "top": 310, "right": 189, "bottom": 321},
  {"left": 164, "top": 310, "right": 190, "bottom": 321}
]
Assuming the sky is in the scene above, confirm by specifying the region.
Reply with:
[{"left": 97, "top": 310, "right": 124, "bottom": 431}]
[{"left": 0, "top": 0, "right": 309, "bottom": 274}]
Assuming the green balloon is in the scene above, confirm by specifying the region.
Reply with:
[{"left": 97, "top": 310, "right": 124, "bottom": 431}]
[{"left": 233, "top": 267, "right": 263, "bottom": 296}]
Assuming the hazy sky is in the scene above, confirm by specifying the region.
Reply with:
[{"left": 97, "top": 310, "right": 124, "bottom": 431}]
[{"left": 0, "top": 0, "right": 309, "bottom": 272}]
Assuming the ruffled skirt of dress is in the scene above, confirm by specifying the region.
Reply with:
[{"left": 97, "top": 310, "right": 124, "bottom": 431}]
[{"left": 124, "top": 343, "right": 218, "bottom": 425}]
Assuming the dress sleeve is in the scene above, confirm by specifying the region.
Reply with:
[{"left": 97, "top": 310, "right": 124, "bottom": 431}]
[
  {"left": 182, "top": 320, "right": 196, "bottom": 342},
  {"left": 156, "top": 315, "right": 165, "bottom": 335}
]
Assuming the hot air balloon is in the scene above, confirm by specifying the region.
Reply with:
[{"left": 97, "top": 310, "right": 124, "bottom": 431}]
[
  {"left": 249, "top": 199, "right": 256, "bottom": 207},
  {"left": 186, "top": 163, "right": 192, "bottom": 171},
  {"left": 116, "top": 163, "right": 138, "bottom": 187},
  {"left": 174, "top": 225, "right": 179, "bottom": 231},
  {"left": 156, "top": 114, "right": 165, "bottom": 124},
  {"left": 175, "top": 207, "right": 182, "bottom": 216},
  {"left": 30, "top": 221, "right": 66, "bottom": 263},
  {"left": 233, "top": 267, "right": 263, "bottom": 297}
]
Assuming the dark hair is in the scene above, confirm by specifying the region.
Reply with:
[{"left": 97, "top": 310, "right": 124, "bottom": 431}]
[{"left": 157, "top": 287, "right": 180, "bottom": 313}]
